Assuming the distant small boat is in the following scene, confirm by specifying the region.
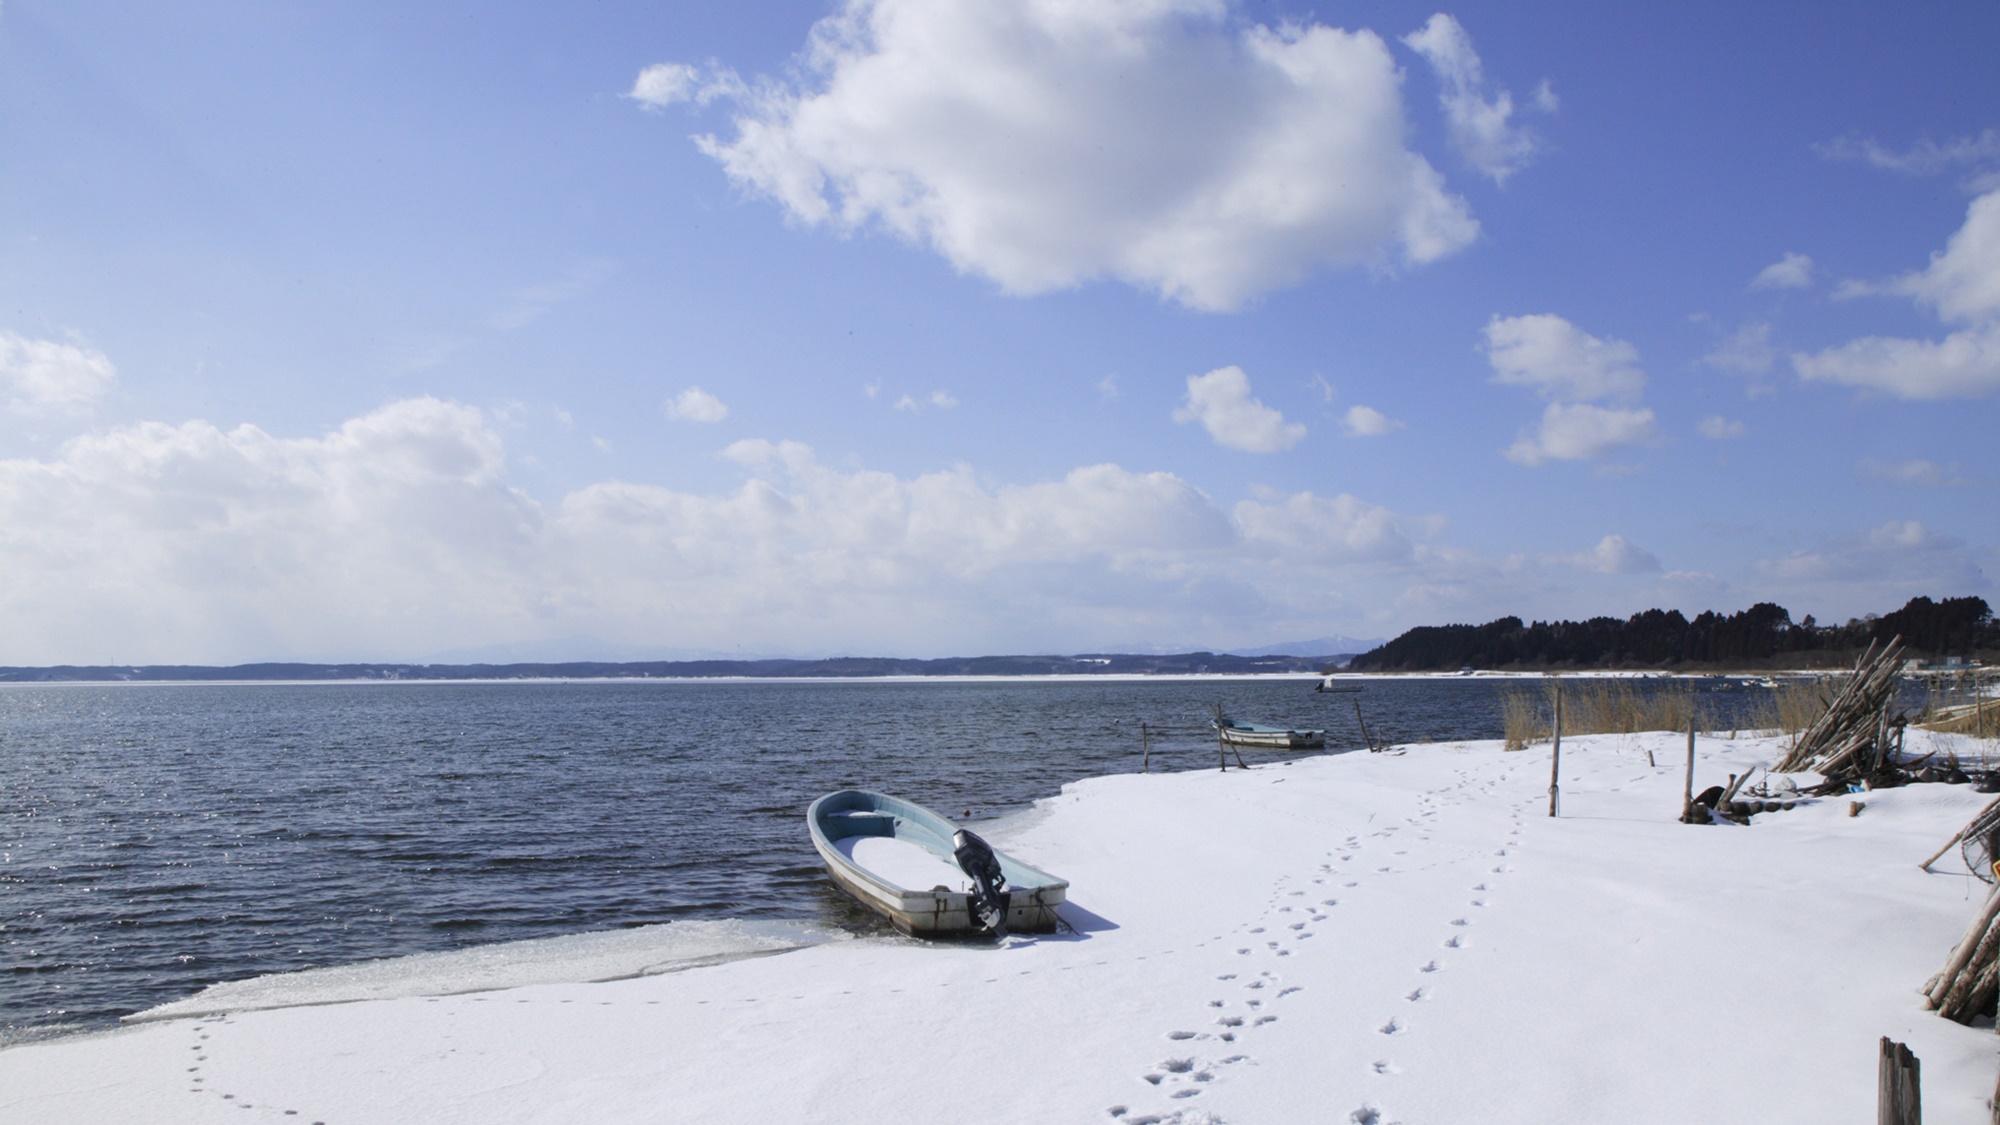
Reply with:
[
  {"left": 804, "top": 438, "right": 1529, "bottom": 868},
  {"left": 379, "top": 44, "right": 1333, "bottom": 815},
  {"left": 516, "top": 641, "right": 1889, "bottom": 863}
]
[
  {"left": 1213, "top": 717, "right": 1327, "bottom": 750},
  {"left": 807, "top": 790, "right": 1068, "bottom": 938}
]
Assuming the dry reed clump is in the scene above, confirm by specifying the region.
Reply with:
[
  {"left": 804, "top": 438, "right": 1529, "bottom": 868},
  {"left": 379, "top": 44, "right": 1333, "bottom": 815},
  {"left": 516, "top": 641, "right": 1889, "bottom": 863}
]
[
  {"left": 1499, "top": 678, "right": 1699, "bottom": 749},
  {"left": 1746, "top": 676, "right": 1842, "bottom": 740},
  {"left": 1500, "top": 691, "right": 1547, "bottom": 750}
]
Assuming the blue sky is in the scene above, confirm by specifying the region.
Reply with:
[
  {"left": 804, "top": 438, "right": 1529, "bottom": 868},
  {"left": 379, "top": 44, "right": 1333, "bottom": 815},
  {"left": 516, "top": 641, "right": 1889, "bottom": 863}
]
[{"left": 0, "top": 0, "right": 1995, "bottom": 664}]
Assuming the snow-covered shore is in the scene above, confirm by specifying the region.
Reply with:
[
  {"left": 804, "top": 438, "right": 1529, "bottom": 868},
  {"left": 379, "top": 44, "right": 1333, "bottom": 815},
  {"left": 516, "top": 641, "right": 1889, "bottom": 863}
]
[{"left": 6, "top": 731, "right": 1999, "bottom": 1124}]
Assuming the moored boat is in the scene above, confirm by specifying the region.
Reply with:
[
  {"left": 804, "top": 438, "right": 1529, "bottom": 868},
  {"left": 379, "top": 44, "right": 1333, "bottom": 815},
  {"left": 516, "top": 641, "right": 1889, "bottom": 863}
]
[
  {"left": 807, "top": 790, "right": 1068, "bottom": 937},
  {"left": 1213, "top": 717, "right": 1327, "bottom": 750}
]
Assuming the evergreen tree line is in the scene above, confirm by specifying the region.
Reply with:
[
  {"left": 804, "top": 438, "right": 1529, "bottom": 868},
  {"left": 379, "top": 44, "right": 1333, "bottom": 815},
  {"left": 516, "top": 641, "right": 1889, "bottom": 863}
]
[{"left": 1349, "top": 596, "right": 1999, "bottom": 671}]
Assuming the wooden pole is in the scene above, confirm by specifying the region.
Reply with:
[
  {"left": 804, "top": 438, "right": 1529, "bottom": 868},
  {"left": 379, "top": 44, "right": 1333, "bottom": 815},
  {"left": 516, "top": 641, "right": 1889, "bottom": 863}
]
[
  {"left": 1214, "top": 704, "right": 1227, "bottom": 773},
  {"left": 1353, "top": 698, "right": 1377, "bottom": 753},
  {"left": 1877, "top": 1037, "right": 1920, "bottom": 1125},
  {"left": 1922, "top": 797, "right": 2000, "bottom": 871},
  {"left": 1682, "top": 720, "right": 1696, "bottom": 823},
  {"left": 1548, "top": 681, "right": 1562, "bottom": 818},
  {"left": 1141, "top": 721, "right": 1150, "bottom": 774}
]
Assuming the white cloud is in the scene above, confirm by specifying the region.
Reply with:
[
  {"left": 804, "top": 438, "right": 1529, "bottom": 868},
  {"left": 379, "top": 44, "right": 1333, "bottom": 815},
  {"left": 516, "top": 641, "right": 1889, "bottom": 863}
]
[
  {"left": 1234, "top": 490, "right": 1415, "bottom": 562},
  {"left": 1857, "top": 458, "right": 1971, "bottom": 487},
  {"left": 1482, "top": 314, "right": 1645, "bottom": 403},
  {"left": 1097, "top": 374, "right": 1119, "bottom": 402},
  {"left": 1752, "top": 252, "right": 1813, "bottom": 290},
  {"left": 1174, "top": 366, "right": 1305, "bottom": 452},
  {"left": 1504, "top": 402, "right": 1658, "bottom": 466},
  {"left": 0, "top": 398, "right": 1529, "bottom": 662},
  {"left": 1551, "top": 534, "right": 1661, "bottom": 575},
  {"left": 1794, "top": 321, "right": 2000, "bottom": 400},
  {"left": 628, "top": 62, "right": 701, "bottom": 109},
  {"left": 0, "top": 331, "right": 118, "bottom": 412},
  {"left": 1816, "top": 130, "right": 2000, "bottom": 177},
  {"left": 1484, "top": 314, "right": 1656, "bottom": 465},
  {"left": 649, "top": 0, "right": 1478, "bottom": 311},
  {"left": 626, "top": 63, "right": 745, "bottom": 111},
  {"left": 1884, "top": 189, "right": 2000, "bottom": 324},
  {"left": 1796, "top": 190, "right": 2000, "bottom": 398},
  {"left": 1697, "top": 415, "right": 1745, "bottom": 440},
  {"left": 1704, "top": 321, "right": 1776, "bottom": 376},
  {"left": 664, "top": 387, "right": 730, "bottom": 423},
  {"left": 1401, "top": 13, "right": 1546, "bottom": 185},
  {"left": 1341, "top": 404, "right": 1404, "bottom": 436},
  {"left": 889, "top": 390, "right": 957, "bottom": 412},
  {"left": 1754, "top": 520, "right": 1988, "bottom": 613}
]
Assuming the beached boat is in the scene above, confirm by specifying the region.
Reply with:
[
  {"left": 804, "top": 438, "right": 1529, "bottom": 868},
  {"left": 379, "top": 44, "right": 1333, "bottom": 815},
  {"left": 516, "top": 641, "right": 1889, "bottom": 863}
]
[
  {"left": 1213, "top": 717, "right": 1327, "bottom": 750},
  {"left": 807, "top": 790, "right": 1068, "bottom": 937}
]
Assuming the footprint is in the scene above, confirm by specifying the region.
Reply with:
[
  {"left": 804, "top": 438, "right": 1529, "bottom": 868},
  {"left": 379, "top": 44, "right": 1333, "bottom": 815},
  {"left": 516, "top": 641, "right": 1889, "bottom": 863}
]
[
  {"left": 1418, "top": 960, "right": 1441, "bottom": 973},
  {"left": 1217, "top": 1015, "right": 1244, "bottom": 1027},
  {"left": 1167, "top": 1031, "right": 1199, "bottom": 1040},
  {"left": 1450, "top": 918, "right": 1469, "bottom": 927},
  {"left": 1278, "top": 986, "right": 1302, "bottom": 997},
  {"left": 1372, "top": 1060, "right": 1401, "bottom": 1075},
  {"left": 1161, "top": 1058, "right": 1195, "bottom": 1073},
  {"left": 1288, "top": 922, "right": 1306, "bottom": 931},
  {"left": 1405, "top": 987, "right": 1429, "bottom": 1002},
  {"left": 1378, "top": 1017, "right": 1405, "bottom": 1036}
]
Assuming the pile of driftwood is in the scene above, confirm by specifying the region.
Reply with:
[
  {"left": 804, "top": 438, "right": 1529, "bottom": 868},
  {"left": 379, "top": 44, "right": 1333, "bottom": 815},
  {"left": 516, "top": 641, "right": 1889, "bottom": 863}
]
[
  {"left": 1773, "top": 637, "right": 1910, "bottom": 791},
  {"left": 1925, "top": 881, "right": 2000, "bottom": 1023}
]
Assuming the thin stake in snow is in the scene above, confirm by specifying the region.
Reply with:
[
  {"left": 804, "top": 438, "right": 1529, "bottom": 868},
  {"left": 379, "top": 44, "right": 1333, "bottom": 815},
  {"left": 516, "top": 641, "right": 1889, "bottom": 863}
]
[
  {"left": 1682, "top": 720, "right": 1696, "bottom": 823},
  {"left": 1548, "top": 681, "right": 1562, "bottom": 818}
]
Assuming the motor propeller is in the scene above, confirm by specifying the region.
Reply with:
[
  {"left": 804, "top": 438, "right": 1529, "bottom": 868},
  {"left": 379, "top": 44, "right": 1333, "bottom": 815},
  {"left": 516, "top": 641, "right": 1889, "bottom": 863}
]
[{"left": 951, "top": 828, "right": 1011, "bottom": 939}]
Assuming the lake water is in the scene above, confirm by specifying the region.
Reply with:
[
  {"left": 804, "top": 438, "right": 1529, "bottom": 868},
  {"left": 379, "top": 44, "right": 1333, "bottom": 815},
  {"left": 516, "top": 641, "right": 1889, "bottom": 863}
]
[{"left": 0, "top": 675, "right": 1780, "bottom": 1043}]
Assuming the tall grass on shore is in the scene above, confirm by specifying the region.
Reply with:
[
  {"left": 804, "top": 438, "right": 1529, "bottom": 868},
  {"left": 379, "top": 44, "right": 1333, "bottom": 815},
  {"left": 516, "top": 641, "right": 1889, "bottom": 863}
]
[
  {"left": 1500, "top": 678, "right": 1699, "bottom": 751},
  {"left": 1747, "top": 677, "right": 1842, "bottom": 745}
]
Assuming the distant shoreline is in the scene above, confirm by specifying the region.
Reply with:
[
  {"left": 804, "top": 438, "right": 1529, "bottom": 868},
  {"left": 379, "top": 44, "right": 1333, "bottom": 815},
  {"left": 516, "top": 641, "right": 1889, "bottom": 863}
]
[{"left": 0, "top": 667, "right": 1933, "bottom": 688}]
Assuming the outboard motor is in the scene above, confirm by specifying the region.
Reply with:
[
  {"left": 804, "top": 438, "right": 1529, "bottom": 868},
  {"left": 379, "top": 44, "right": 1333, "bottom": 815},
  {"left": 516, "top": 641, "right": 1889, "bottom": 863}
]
[{"left": 952, "top": 828, "right": 1011, "bottom": 938}]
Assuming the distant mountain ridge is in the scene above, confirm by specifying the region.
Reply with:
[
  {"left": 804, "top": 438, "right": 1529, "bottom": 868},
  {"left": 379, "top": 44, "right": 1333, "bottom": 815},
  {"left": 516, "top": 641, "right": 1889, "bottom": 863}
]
[{"left": 0, "top": 651, "right": 1350, "bottom": 683}]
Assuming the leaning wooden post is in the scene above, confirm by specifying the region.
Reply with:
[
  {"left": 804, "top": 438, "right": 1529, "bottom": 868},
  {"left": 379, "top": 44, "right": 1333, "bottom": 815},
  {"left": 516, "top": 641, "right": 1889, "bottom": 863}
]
[
  {"left": 1547, "top": 681, "right": 1562, "bottom": 818},
  {"left": 1353, "top": 697, "right": 1377, "bottom": 752},
  {"left": 1877, "top": 1037, "right": 1919, "bottom": 1125},
  {"left": 1213, "top": 704, "right": 1228, "bottom": 773},
  {"left": 1682, "top": 719, "right": 1697, "bottom": 823},
  {"left": 1141, "top": 721, "right": 1151, "bottom": 774}
]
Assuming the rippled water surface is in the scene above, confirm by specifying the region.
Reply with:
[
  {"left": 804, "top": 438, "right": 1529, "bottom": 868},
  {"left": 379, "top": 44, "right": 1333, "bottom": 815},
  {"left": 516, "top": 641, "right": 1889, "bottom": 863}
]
[{"left": 1, "top": 676, "right": 1776, "bottom": 1041}]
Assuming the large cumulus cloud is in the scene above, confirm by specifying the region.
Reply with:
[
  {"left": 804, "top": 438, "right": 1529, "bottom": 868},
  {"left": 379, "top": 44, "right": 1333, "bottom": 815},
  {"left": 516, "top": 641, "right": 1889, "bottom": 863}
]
[{"left": 635, "top": 0, "right": 1481, "bottom": 310}]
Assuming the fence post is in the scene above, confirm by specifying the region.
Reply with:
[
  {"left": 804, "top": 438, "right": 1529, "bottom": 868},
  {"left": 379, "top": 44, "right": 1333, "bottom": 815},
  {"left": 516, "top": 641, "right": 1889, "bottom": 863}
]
[
  {"left": 1548, "top": 682, "right": 1562, "bottom": 817},
  {"left": 1877, "top": 1036, "right": 1919, "bottom": 1125},
  {"left": 1141, "top": 721, "right": 1150, "bottom": 774},
  {"left": 1682, "top": 720, "right": 1697, "bottom": 823}
]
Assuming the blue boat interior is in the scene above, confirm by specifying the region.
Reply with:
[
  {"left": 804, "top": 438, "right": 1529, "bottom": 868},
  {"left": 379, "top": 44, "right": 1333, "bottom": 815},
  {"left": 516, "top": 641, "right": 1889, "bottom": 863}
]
[{"left": 814, "top": 790, "right": 1061, "bottom": 891}]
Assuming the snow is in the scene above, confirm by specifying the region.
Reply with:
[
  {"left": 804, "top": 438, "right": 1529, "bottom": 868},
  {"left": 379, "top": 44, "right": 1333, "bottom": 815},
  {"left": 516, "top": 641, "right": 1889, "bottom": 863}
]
[
  {"left": 836, "top": 834, "right": 974, "bottom": 893},
  {"left": 6, "top": 731, "right": 2000, "bottom": 1124}
]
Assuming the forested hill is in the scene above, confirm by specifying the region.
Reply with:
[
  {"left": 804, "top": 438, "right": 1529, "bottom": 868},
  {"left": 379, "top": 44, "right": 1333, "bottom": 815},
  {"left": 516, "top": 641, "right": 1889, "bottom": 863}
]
[{"left": 1350, "top": 596, "right": 1999, "bottom": 672}]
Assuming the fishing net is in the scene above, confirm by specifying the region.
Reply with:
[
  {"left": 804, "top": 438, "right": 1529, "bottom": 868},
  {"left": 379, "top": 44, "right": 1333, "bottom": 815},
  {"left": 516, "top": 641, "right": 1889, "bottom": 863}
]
[{"left": 1961, "top": 798, "right": 2000, "bottom": 884}]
